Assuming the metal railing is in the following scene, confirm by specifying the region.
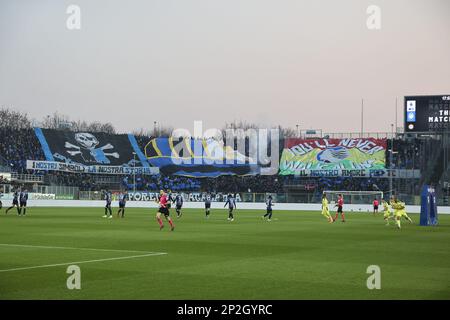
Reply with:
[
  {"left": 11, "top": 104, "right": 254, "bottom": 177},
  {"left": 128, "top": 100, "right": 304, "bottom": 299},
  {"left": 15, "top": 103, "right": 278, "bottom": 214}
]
[
  {"left": 93, "top": 175, "right": 122, "bottom": 185},
  {"left": 75, "top": 191, "right": 430, "bottom": 206},
  {"left": 10, "top": 173, "right": 44, "bottom": 183},
  {"left": 322, "top": 132, "right": 397, "bottom": 139},
  {"left": 1, "top": 186, "right": 446, "bottom": 206}
]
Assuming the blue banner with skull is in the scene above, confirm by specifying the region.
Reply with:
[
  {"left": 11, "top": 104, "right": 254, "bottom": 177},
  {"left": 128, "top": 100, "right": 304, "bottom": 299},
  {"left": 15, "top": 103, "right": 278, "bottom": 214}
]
[{"left": 34, "top": 128, "right": 149, "bottom": 169}]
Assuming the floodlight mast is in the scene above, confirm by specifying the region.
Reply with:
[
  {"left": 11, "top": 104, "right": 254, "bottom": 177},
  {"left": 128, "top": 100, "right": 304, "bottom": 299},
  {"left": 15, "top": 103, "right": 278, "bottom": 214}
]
[{"left": 390, "top": 124, "right": 394, "bottom": 199}]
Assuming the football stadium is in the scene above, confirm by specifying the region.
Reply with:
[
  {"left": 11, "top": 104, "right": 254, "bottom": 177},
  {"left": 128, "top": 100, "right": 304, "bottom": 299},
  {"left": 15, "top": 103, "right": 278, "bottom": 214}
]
[{"left": 0, "top": 0, "right": 449, "bottom": 308}]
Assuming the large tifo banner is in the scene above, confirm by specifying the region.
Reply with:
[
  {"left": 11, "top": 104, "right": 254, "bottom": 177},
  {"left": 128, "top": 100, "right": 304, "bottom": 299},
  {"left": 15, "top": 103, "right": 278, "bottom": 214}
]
[
  {"left": 31, "top": 128, "right": 158, "bottom": 175},
  {"left": 144, "top": 137, "right": 262, "bottom": 177},
  {"left": 279, "top": 138, "right": 386, "bottom": 176}
]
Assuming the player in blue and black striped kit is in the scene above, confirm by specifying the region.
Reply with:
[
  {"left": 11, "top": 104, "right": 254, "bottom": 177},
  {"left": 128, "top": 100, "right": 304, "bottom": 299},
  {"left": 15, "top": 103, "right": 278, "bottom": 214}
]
[
  {"left": 205, "top": 194, "right": 212, "bottom": 218},
  {"left": 19, "top": 189, "right": 29, "bottom": 216},
  {"left": 117, "top": 191, "right": 128, "bottom": 218},
  {"left": 224, "top": 194, "right": 236, "bottom": 222},
  {"left": 174, "top": 193, "right": 183, "bottom": 218},
  {"left": 6, "top": 189, "right": 20, "bottom": 215},
  {"left": 262, "top": 195, "right": 274, "bottom": 221},
  {"left": 103, "top": 190, "right": 113, "bottom": 219}
]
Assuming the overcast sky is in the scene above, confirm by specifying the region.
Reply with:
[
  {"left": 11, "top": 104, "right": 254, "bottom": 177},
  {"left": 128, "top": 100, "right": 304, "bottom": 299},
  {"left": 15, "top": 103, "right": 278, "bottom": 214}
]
[{"left": 0, "top": 0, "right": 449, "bottom": 134}]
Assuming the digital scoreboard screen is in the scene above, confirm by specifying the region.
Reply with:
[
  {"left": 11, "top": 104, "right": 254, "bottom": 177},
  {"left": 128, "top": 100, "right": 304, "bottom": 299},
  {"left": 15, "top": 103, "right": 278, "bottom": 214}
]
[{"left": 405, "top": 95, "right": 450, "bottom": 132}]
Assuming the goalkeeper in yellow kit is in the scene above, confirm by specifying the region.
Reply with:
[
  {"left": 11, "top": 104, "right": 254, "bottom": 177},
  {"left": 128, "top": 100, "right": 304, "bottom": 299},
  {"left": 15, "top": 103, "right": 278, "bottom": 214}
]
[
  {"left": 390, "top": 196, "right": 413, "bottom": 229},
  {"left": 321, "top": 194, "right": 333, "bottom": 223}
]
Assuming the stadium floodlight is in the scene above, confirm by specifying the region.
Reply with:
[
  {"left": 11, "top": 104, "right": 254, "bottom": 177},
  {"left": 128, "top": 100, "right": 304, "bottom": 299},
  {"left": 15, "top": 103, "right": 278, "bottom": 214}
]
[
  {"left": 389, "top": 123, "right": 394, "bottom": 199},
  {"left": 323, "top": 190, "right": 384, "bottom": 204}
]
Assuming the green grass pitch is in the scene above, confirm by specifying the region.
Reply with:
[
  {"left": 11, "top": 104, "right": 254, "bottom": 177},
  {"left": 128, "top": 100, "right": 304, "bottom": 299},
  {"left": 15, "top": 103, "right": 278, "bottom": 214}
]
[{"left": 0, "top": 207, "right": 449, "bottom": 300}]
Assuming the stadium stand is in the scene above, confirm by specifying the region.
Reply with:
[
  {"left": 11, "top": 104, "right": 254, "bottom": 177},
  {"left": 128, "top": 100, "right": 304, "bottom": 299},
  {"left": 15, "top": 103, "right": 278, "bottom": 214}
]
[
  {"left": 0, "top": 127, "right": 45, "bottom": 173},
  {"left": 122, "top": 174, "right": 201, "bottom": 192},
  {"left": 0, "top": 110, "right": 448, "bottom": 205}
]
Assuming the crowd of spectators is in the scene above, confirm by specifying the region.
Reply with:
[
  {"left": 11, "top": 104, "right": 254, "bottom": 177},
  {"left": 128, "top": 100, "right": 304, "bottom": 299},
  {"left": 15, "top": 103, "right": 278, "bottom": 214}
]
[
  {"left": 315, "top": 177, "right": 389, "bottom": 193},
  {"left": 201, "top": 175, "right": 284, "bottom": 193},
  {"left": 42, "top": 171, "right": 420, "bottom": 197},
  {"left": 46, "top": 172, "right": 283, "bottom": 193},
  {"left": 386, "top": 138, "right": 422, "bottom": 169},
  {"left": 122, "top": 174, "right": 201, "bottom": 192},
  {"left": 47, "top": 172, "right": 99, "bottom": 191},
  {"left": 0, "top": 128, "right": 45, "bottom": 173}
]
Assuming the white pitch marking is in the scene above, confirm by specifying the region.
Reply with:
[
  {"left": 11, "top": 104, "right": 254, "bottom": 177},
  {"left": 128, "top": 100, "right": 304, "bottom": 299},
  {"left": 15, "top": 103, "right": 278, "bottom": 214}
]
[
  {"left": 0, "top": 243, "right": 167, "bottom": 273},
  {"left": 0, "top": 243, "right": 159, "bottom": 254},
  {"left": 0, "top": 252, "right": 167, "bottom": 273}
]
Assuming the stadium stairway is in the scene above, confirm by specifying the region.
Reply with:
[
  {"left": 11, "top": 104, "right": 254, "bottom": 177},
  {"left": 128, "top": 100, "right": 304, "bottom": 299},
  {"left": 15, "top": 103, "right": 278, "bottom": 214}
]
[{"left": 419, "top": 137, "right": 447, "bottom": 187}]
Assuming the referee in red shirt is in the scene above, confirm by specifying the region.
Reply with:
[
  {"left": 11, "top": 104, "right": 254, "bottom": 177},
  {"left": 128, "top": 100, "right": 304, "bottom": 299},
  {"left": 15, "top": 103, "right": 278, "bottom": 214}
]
[
  {"left": 333, "top": 194, "right": 345, "bottom": 223},
  {"left": 156, "top": 190, "right": 175, "bottom": 231}
]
